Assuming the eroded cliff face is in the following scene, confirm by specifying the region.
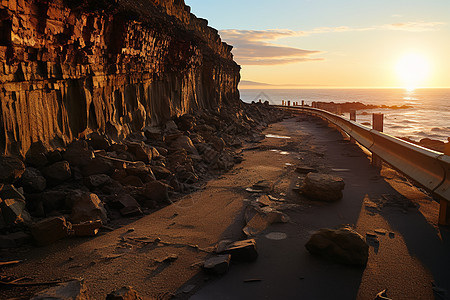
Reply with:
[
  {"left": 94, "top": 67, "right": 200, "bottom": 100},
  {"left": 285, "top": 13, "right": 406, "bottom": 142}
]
[{"left": 0, "top": 0, "right": 240, "bottom": 156}]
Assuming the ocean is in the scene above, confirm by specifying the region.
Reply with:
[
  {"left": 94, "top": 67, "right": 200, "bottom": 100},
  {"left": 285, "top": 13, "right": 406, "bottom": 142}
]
[{"left": 239, "top": 88, "right": 450, "bottom": 143}]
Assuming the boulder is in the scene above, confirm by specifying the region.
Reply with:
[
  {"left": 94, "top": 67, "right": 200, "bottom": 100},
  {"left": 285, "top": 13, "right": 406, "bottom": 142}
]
[
  {"left": 119, "top": 176, "right": 144, "bottom": 187},
  {"left": 0, "top": 231, "right": 31, "bottom": 248},
  {"left": 126, "top": 142, "right": 152, "bottom": 163},
  {"left": 305, "top": 227, "right": 369, "bottom": 265},
  {"left": 124, "top": 162, "right": 155, "bottom": 182},
  {"left": 87, "top": 132, "right": 111, "bottom": 150},
  {"left": 0, "top": 198, "right": 31, "bottom": 225},
  {"left": 170, "top": 135, "right": 199, "bottom": 155},
  {"left": 30, "top": 216, "right": 70, "bottom": 246},
  {"left": 295, "top": 166, "right": 317, "bottom": 174},
  {"left": 203, "top": 254, "right": 231, "bottom": 275},
  {"left": 0, "top": 184, "right": 25, "bottom": 201},
  {"left": 302, "top": 173, "right": 345, "bottom": 202},
  {"left": 47, "top": 150, "right": 63, "bottom": 164},
  {"left": 143, "top": 126, "right": 163, "bottom": 141},
  {"left": 21, "top": 167, "right": 46, "bottom": 192},
  {"left": 142, "top": 181, "right": 171, "bottom": 204},
  {"left": 106, "top": 286, "right": 142, "bottom": 300},
  {"left": 114, "top": 194, "right": 142, "bottom": 217},
  {"left": 80, "top": 157, "right": 113, "bottom": 177},
  {"left": 42, "top": 161, "right": 72, "bottom": 186},
  {"left": 150, "top": 166, "right": 172, "bottom": 180},
  {"left": 221, "top": 239, "right": 258, "bottom": 262},
  {"left": 31, "top": 279, "right": 91, "bottom": 300},
  {"left": 71, "top": 220, "right": 102, "bottom": 236},
  {"left": 25, "top": 141, "right": 49, "bottom": 168},
  {"left": 69, "top": 192, "right": 108, "bottom": 224},
  {"left": 83, "top": 174, "right": 113, "bottom": 189},
  {"left": 0, "top": 156, "right": 25, "bottom": 183},
  {"left": 63, "top": 140, "right": 93, "bottom": 167}
]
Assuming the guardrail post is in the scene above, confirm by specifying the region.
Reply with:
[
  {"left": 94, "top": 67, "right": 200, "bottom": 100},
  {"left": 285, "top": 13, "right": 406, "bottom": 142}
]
[
  {"left": 439, "top": 201, "right": 450, "bottom": 225},
  {"left": 288, "top": 101, "right": 291, "bottom": 106},
  {"left": 372, "top": 113, "right": 384, "bottom": 168},
  {"left": 445, "top": 138, "right": 450, "bottom": 156},
  {"left": 302, "top": 100, "right": 304, "bottom": 107},
  {"left": 350, "top": 110, "right": 356, "bottom": 121}
]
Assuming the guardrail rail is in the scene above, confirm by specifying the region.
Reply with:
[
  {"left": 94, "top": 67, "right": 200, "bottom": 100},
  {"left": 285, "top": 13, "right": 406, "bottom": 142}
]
[{"left": 275, "top": 105, "right": 450, "bottom": 225}]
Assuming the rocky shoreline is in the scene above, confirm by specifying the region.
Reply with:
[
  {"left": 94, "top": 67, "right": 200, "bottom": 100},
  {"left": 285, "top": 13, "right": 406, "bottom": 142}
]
[{"left": 0, "top": 102, "right": 288, "bottom": 249}]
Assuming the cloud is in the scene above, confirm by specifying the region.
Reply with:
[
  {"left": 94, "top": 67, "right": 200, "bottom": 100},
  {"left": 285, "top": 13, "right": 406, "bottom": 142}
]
[
  {"left": 220, "top": 21, "right": 445, "bottom": 66},
  {"left": 379, "top": 21, "right": 445, "bottom": 32},
  {"left": 219, "top": 29, "right": 322, "bottom": 65}
]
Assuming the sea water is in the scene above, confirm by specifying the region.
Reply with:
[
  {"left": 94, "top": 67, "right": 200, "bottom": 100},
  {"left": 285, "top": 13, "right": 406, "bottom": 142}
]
[{"left": 240, "top": 88, "right": 450, "bottom": 143}]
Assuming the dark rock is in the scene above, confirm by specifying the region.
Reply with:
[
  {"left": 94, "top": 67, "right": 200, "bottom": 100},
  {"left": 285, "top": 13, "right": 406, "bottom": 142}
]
[
  {"left": 25, "top": 141, "right": 49, "bottom": 168},
  {"left": 47, "top": 150, "right": 63, "bottom": 164},
  {"left": 0, "top": 198, "right": 31, "bottom": 225},
  {"left": 21, "top": 167, "right": 47, "bottom": 192},
  {"left": 71, "top": 220, "right": 102, "bottom": 236},
  {"left": 150, "top": 166, "right": 172, "bottom": 180},
  {"left": 302, "top": 173, "right": 345, "bottom": 202},
  {"left": 164, "top": 120, "right": 179, "bottom": 133},
  {"left": 0, "top": 231, "right": 31, "bottom": 248},
  {"left": 63, "top": 140, "right": 93, "bottom": 167},
  {"left": 0, "top": 184, "right": 25, "bottom": 201},
  {"left": 81, "top": 157, "right": 113, "bottom": 177},
  {"left": 83, "top": 174, "right": 112, "bottom": 189},
  {"left": 126, "top": 142, "right": 153, "bottom": 163},
  {"left": 125, "top": 162, "right": 155, "bottom": 182},
  {"left": 203, "top": 254, "right": 231, "bottom": 275},
  {"left": 144, "top": 126, "right": 163, "bottom": 141},
  {"left": 69, "top": 192, "right": 108, "bottom": 224},
  {"left": 119, "top": 176, "right": 144, "bottom": 187},
  {"left": 0, "top": 156, "right": 25, "bottom": 183},
  {"left": 305, "top": 227, "right": 369, "bottom": 265},
  {"left": 41, "top": 190, "right": 67, "bottom": 214},
  {"left": 30, "top": 216, "right": 70, "bottom": 246},
  {"left": 88, "top": 132, "right": 111, "bottom": 150},
  {"left": 106, "top": 286, "right": 142, "bottom": 300},
  {"left": 142, "top": 181, "right": 171, "bottom": 204},
  {"left": 221, "top": 239, "right": 258, "bottom": 262},
  {"left": 31, "top": 279, "right": 91, "bottom": 300},
  {"left": 170, "top": 135, "right": 199, "bottom": 155},
  {"left": 177, "top": 114, "right": 196, "bottom": 131},
  {"left": 252, "top": 180, "right": 273, "bottom": 193},
  {"left": 114, "top": 194, "right": 142, "bottom": 217},
  {"left": 42, "top": 161, "right": 72, "bottom": 186}
]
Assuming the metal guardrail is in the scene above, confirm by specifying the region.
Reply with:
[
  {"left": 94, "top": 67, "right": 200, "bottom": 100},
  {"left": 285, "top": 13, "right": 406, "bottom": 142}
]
[{"left": 275, "top": 105, "right": 450, "bottom": 203}]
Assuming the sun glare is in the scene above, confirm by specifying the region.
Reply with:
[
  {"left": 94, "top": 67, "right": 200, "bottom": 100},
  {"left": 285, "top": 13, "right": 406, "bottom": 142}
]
[{"left": 396, "top": 53, "right": 430, "bottom": 90}]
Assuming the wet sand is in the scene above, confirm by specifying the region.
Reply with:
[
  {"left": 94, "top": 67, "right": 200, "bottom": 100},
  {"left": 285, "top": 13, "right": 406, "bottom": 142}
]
[{"left": 2, "top": 115, "right": 449, "bottom": 299}]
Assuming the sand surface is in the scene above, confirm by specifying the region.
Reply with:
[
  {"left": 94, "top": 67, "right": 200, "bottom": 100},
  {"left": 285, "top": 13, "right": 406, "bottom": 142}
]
[{"left": 2, "top": 115, "right": 449, "bottom": 299}]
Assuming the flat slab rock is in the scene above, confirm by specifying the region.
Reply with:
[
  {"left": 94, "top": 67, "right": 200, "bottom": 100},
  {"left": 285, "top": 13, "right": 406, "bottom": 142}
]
[
  {"left": 31, "top": 279, "right": 91, "bottom": 300},
  {"left": 305, "top": 227, "right": 369, "bottom": 266},
  {"left": 203, "top": 254, "right": 231, "bottom": 275},
  {"left": 302, "top": 173, "right": 345, "bottom": 202},
  {"left": 220, "top": 239, "right": 258, "bottom": 262}
]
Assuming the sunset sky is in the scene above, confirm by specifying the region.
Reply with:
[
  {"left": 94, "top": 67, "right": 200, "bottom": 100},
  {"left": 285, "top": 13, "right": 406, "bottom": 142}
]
[{"left": 185, "top": 0, "right": 450, "bottom": 88}]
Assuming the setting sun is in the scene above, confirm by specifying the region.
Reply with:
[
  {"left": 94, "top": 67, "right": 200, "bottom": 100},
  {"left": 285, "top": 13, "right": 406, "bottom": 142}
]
[{"left": 396, "top": 53, "right": 430, "bottom": 90}]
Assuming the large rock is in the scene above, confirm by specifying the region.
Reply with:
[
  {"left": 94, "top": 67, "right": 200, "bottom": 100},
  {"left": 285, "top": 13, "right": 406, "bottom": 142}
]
[
  {"left": 21, "top": 167, "right": 47, "bottom": 193},
  {"left": 305, "top": 227, "right": 369, "bottom": 265},
  {"left": 0, "top": 231, "right": 31, "bottom": 248},
  {"left": 302, "top": 173, "right": 345, "bottom": 202},
  {"left": 125, "top": 162, "right": 155, "bottom": 182},
  {"left": 170, "top": 135, "right": 199, "bottom": 155},
  {"left": 0, "top": 184, "right": 25, "bottom": 201},
  {"left": 30, "top": 216, "right": 70, "bottom": 246},
  {"left": 0, "top": 156, "right": 25, "bottom": 183},
  {"left": 63, "top": 140, "right": 93, "bottom": 167},
  {"left": 42, "top": 161, "right": 72, "bottom": 186},
  {"left": 0, "top": 198, "right": 31, "bottom": 225},
  {"left": 24, "top": 141, "right": 49, "bottom": 168},
  {"left": 69, "top": 192, "right": 108, "bottom": 224},
  {"left": 106, "top": 286, "right": 142, "bottom": 300},
  {"left": 221, "top": 239, "right": 258, "bottom": 262},
  {"left": 203, "top": 254, "right": 231, "bottom": 275},
  {"left": 80, "top": 157, "right": 113, "bottom": 177},
  {"left": 142, "top": 181, "right": 171, "bottom": 204},
  {"left": 126, "top": 142, "right": 153, "bottom": 163},
  {"left": 31, "top": 279, "right": 91, "bottom": 300},
  {"left": 87, "top": 132, "right": 111, "bottom": 150}
]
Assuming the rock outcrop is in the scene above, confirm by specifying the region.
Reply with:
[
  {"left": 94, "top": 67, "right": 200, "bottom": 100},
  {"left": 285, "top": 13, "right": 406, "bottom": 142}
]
[{"left": 0, "top": 0, "right": 240, "bottom": 156}]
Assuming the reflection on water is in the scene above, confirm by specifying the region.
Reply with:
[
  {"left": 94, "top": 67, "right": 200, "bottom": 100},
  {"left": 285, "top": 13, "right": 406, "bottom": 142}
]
[{"left": 241, "top": 88, "right": 450, "bottom": 142}]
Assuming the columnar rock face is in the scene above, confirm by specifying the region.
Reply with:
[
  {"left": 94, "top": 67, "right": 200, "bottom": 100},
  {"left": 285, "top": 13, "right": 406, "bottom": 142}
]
[{"left": 0, "top": 0, "right": 240, "bottom": 156}]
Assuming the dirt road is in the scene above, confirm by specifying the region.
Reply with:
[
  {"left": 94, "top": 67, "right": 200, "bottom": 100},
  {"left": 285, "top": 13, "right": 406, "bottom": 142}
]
[{"left": 3, "top": 115, "right": 449, "bottom": 299}]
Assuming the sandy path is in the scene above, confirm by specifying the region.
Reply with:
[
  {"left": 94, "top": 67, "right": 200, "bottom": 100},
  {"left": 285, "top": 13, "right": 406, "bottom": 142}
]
[{"left": 2, "top": 115, "right": 449, "bottom": 299}]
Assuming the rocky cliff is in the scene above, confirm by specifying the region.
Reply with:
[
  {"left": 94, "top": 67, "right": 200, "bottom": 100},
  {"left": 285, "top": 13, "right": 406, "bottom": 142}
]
[{"left": 0, "top": 0, "right": 240, "bottom": 156}]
